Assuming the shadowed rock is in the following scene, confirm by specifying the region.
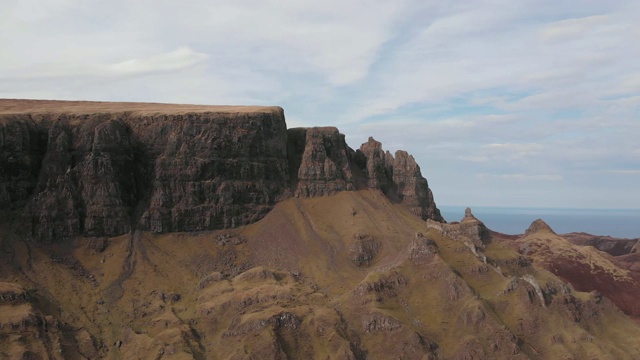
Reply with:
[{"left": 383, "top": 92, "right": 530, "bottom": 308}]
[
  {"left": 0, "top": 100, "right": 446, "bottom": 242},
  {"left": 355, "top": 137, "right": 444, "bottom": 222},
  {"left": 350, "top": 233, "right": 380, "bottom": 267},
  {"left": 1, "top": 102, "right": 289, "bottom": 241},
  {"left": 357, "top": 137, "right": 394, "bottom": 192},
  {"left": 289, "top": 127, "right": 355, "bottom": 197}
]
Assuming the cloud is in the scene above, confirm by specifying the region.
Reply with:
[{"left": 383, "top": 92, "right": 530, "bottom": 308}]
[
  {"left": 458, "top": 155, "right": 489, "bottom": 163},
  {"left": 0, "top": 47, "right": 209, "bottom": 80},
  {"left": 540, "top": 15, "right": 610, "bottom": 42},
  {"left": 145, "top": 0, "right": 405, "bottom": 86},
  {"left": 1, "top": 0, "right": 639, "bottom": 208},
  {"left": 106, "top": 47, "right": 209, "bottom": 77},
  {"left": 481, "top": 143, "right": 543, "bottom": 153},
  {"left": 477, "top": 173, "right": 564, "bottom": 181}
]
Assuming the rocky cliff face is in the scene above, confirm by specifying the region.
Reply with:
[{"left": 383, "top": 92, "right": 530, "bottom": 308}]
[
  {"left": 0, "top": 100, "right": 443, "bottom": 242},
  {"left": 356, "top": 137, "right": 394, "bottom": 192},
  {"left": 21, "top": 118, "right": 138, "bottom": 242},
  {"left": 135, "top": 111, "right": 289, "bottom": 233},
  {"left": 1, "top": 102, "right": 290, "bottom": 242},
  {"left": 0, "top": 117, "right": 45, "bottom": 212},
  {"left": 391, "top": 150, "right": 443, "bottom": 221},
  {"left": 288, "top": 127, "right": 355, "bottom": 197},
  {"left": 355, "top": 137, "right": 444, "bottom": 222}
]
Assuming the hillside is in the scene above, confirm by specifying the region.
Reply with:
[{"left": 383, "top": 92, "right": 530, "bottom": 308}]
[
  {"left": 1, "top": 100, "right": 639, "bottom": 359},
  {"left": 495, "top": 220, "right": 640, "bottom": 324}
]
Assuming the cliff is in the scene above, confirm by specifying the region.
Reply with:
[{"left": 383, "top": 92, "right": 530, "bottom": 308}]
[
  {"left": 0, "top": 99, "right": 443, "bottom": 242},
  {"left": 288, "top": 127, "right": 355, "bottom": 197},
  {"left": 356, "top": 137, "right": 444, "bottom": 222},
  {"left": 3, "top": 100, "right": 640, "bottom": 360}
]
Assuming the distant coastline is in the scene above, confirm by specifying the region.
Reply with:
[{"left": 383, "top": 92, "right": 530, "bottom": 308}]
[{"left": 439, "top": 206, "right": 640, "bottom": 238}]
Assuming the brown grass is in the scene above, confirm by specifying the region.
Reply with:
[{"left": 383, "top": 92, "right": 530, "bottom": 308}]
[
  {"left": 0, "top": 98, "right": 280, "bottom": 115},
  {"left": 2, "top": 189, "right": 640, "bottom": 359}
]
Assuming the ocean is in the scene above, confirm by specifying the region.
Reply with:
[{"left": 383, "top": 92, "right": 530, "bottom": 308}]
[{"left": 438, "top": 206, "right": 640, "bottom": 239}]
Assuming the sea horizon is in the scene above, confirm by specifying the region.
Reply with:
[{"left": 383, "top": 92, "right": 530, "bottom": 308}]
[{"left": 439, "top": 205, "right": 640, "bottom": 239}]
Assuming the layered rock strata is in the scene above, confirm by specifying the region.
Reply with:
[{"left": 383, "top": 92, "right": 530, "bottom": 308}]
[
  {"left": 0, "top": 100, "right": 443, "bottom": 242},
  {"left": 1, "top": 102, "right": 289, "bottom": 241},
  {"left": 288, "top": 127, "right": 355, "bottom": 197},
  {"left": 356, "top": 137, "right": 444, "bottom": 222}
]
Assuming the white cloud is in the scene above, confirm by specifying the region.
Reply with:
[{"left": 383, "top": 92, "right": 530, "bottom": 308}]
[
  {"left": 1, "top": 0, "right": 639, "bottom": 208},
  {"left": 0, "top": 47, "right": 209, "bottom": 80},
  {"left": 106, "top": 47, "right": 209, "bottom": 76},
  {"left": 482, "top": 143, "right": 543, "bottom": 152},
  {"left": 459, "top": 155, "right": 489, "bottom": 163},
  {"left": 540, "top": 15, "right": 610, "bottom": 42},
  {"left": 477, "top": 173, "right": 564, "bottom": 181}
]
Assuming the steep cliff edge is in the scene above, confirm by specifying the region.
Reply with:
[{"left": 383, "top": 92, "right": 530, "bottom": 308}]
[
  {"left": 3, "top": 100, "right": 640, "bottom": 360},
  {"left": 288, "top": 127, "right": 355, "bottom": 197},
  {"left": 0, "top": 117, "right": 45, "bottom": 213},
  {"left": 355, "top": 136, "right": 444, "bottom": 222},
  {"left": 1, "top": 100, "right": 290, "bottom": 241},
  {"left": 0, "top": 99, "right": 443, "bottom": 242}
]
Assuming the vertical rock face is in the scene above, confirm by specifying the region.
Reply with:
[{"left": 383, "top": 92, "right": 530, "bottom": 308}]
[
  {"left": 357, "top": 137, "right": 394, "bottom": 192},
  {"left": 137, "top": 112, "right": 289, "bottom": 232},
  {"left": 0, "top": 102, "right": 290, "bottom": 242},
  {"left": 0, "top": 100, "right": 444, "bottom": 241},
  {"left": 355, "top": 137, "right": 444, "bottom": 222},
  {"left": 22, "top": 117, "right": 138, "bottom": 241},
  {"left": 391, "top": 150, "right": 443, "bottom": 221},
  {"left": 0, "top": 118, "right": 45, "bottom": 212},
  {"left": 80, "top": 119, "right": 137, "bottom": 236},
  {"left": 289, "top": 127, "right": 355, "bottom": 197}
]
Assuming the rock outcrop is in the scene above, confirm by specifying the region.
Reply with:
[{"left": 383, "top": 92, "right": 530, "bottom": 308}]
[
  {"left": 355, "top": 137, "right": 444, "bottom": 222},
  {"left": 0, "top": 118, "right": 45, "bottom": 212},
  {"left": 349, "top": 233, "right": 380, "bottom": 267},
  {"left": 391, "top": 150, "right": 443, "bottom": 221},
  {"left": 525, "top": 219, "right": 556, "bottom": 236},
  {"left": 356, "top": 137, "right": 394, "bottom": 192},
  {"left": 0, "top": 100, "right": 444, "bottom": 242},
  {"left": 136, "top": 111, "right": 289, "bottom": 233},
  {"left": 21, "top": 118, "right": 137, "bottom": 241},
  {"left": 428, "top": 207, "right": 489, "bottom": 248},
  {"left": 288, "top": 127, "right": 355, "bottom": 197},
  {"left": 1, "top": 102, "right": 289, "bottom": 241},
  {"left": 0, "top": 282, "right": 99, "bottom": 359}
]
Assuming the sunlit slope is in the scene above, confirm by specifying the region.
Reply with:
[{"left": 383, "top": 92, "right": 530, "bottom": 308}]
[
  {"left": 509, "top": 220, "right": 640, "bottom": 324},
  {"left": 2, "top": 190, "right": 640, "bottom": 359}
]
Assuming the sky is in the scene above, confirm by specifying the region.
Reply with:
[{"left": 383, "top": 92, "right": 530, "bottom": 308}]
[{"left": 1, "top": 0, "right": 639, "bottom": 209}]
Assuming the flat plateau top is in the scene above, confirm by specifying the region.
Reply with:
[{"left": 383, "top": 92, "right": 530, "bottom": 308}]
[{"left": 0, "top": 99, "right": 280, "bottom": 115}]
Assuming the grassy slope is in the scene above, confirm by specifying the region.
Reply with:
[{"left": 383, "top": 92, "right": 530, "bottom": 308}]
[
  {"left": 512, "top": 227, "right": 640, "bottom": 324},
  {"left": 1, "top": 190, "right": 640, "bottom": 359}
]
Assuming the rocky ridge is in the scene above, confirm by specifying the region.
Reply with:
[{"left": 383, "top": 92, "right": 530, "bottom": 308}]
[
  {"left": 5, "top": 100, "right": 640, "bottom": 359},
  {"left": 4, "top": 190, "right": 640, "bottom": 359},
  {"left": 500, "top": 219, "right": 640, "bottom": 324},
  {"left": 0, "top": 99, "right": 443, "bottom": 242},
  {"left": 563, "top": 232, "right": 639, "bottom": 256},
  {"left": 355, "top": 137, "right": 443, "bottom": 221}
]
